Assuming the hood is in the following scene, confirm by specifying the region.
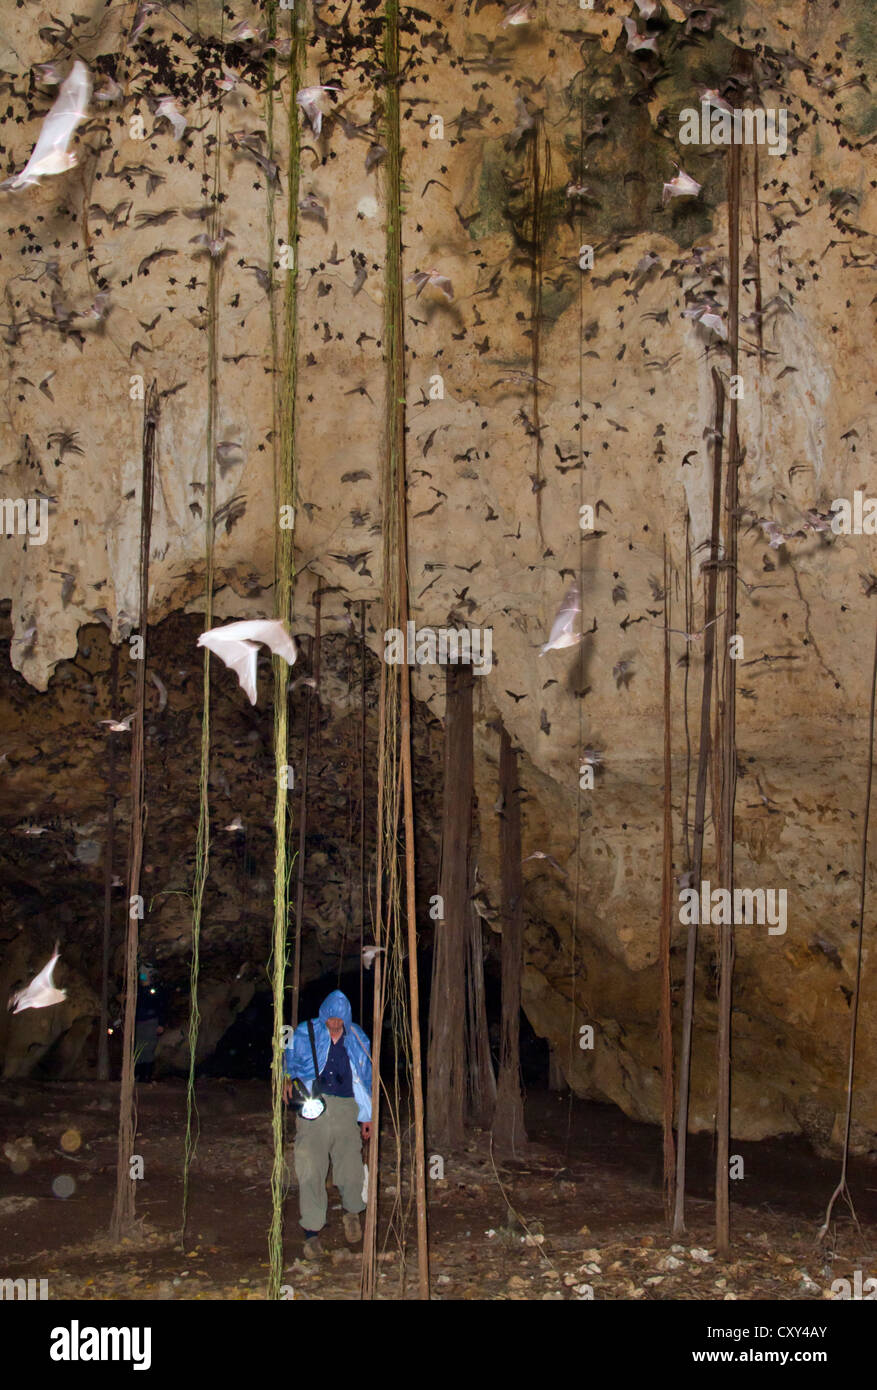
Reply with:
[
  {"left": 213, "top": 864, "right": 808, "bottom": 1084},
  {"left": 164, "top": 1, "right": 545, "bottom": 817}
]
[{"left": 318, "top": 989, "right": 352, "bottom": 1028}]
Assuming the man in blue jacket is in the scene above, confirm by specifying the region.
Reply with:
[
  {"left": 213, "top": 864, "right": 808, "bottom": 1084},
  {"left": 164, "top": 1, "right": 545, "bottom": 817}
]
[{"left": 282, "top": 989, "right": 372, "bottom": 1259}]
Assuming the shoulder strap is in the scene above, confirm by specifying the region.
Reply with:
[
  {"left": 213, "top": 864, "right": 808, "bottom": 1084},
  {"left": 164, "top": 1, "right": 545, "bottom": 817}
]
[{"left": 307, "top": 1019, "right": 322, "bottom": 1095}]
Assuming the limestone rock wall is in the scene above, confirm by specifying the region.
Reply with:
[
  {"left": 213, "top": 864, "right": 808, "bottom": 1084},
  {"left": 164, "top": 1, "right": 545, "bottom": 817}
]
[{"left": 0, "top": 0, "right": 876, "bottom": 1145}]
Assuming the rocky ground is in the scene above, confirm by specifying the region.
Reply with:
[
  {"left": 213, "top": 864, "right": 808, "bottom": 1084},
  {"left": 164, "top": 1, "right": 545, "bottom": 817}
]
[{"left": 2, "top": 1080, "right": 874, "bottom": 1301}]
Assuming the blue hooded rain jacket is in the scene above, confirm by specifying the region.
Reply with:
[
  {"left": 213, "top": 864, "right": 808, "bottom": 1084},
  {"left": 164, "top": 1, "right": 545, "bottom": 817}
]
[{"left": 284, "top": 989, "right": 373, "bottom": 1123}]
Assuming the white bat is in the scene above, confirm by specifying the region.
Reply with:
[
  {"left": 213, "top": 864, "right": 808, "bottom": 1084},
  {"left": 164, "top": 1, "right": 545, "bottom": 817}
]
[
  {"left": 540, "top": 582, "right": 581, "bottom": 654},
  {"left": 10, "top": 946, "right": 66, "bottom": 1013},
  {"left": 155, "top": 96, "right": 187, "bottom": 140},
  {"left": 683, "top": 301, "right": 727, "bottom": 339},
  {"left": 623, "top": 17, "right": 659, "bottom": 52},
  {"left": 362, "top": 945, "right": 386, "bottom": 970},
  {"left": 699, "top": 87, "right": 734, "bottom": 114},
  {"left": 99, "top": 712, "right": 135, "bottom": 731},
  {"left": 197, "top": 619, "right": 297, "bottom": 704},
  {"left": 522, "top": 851, "right": 566, "bottom": 874},
  {"left": 662, "top": 167, "right": 701, "bottom": 205},
  {"left": 501, "top": 3, "right": 532, "bottom": 25},
  {"left": 2, "top": 61, "right": 91, "bottom": 190},
  {"left": 296, "top": 85, "right": 340, "bottom": 136}
]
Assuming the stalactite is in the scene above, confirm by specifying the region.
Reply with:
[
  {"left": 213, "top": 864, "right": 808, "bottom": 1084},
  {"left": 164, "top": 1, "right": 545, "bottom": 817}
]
[
  {"left": 465, "top": 899, "right": 496, "bottom": 1128},
  {"left": 492, "top": 724, "right": 527, "bottom": 1157},
  {"left": 427, "top": 662, "right": 471, "bottom": 1149},
  {"left": 110, "top": 381, "right": 158, "bottom": 1242}
]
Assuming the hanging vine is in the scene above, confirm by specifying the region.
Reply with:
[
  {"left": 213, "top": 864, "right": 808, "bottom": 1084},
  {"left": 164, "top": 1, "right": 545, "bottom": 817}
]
[
  {"left": 361, "top": 0, "right": 429, "bottom": 1300},
  {"left": 714, "top": 138, "right": 743, "bottom": 1257},
  {"left": 180, "top": 17, "right": 225, "bottom": 1243},
  {"left": 266, "top": 0, "right": 305, "bottom": 1301},
  {"left": 110, "top": 381, "right": 159, "bottom": 1242}
]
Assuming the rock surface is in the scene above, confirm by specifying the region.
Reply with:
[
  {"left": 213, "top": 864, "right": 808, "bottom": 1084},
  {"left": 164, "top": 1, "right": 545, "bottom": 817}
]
[{"left": 0, "top": 0, "right": 875, "bottom": 1146}]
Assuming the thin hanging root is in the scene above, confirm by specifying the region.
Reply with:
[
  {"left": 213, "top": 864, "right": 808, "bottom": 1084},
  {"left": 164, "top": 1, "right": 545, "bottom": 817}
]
[
  {"left": 682, "top": 512, "right": 693, "bottom": 869},
  {"left": 715, "top": 138, "right": 742, "bottom": 1258},
  {"left": 180, "top": 82, "right": 222, "bottom": 1244},
  {"left": 98, "top": 641, "right": 119, "bottom": 1081},
  {"left": 817, "top": 613, "right": 877, "bottom": 1245},
  {"left": 110, "top": 382, "right": 158, "bottom": 1242},
  {"left": 359, "top": 601, "right": 367, "bottom": 1021},
  {"left": 660, "top": 538, "right": 676, "bottom": 1221},
  {"left": 266, "top": 0, "right": 305, "bottom": 1302},
  {"left": 672, "top": 367, "right": 725, "bottom": 1238},
  {"left": 291, "top": 630, "right": 311, "bottom": 1029},
  {"left": 362, "top": 0, "right": 428, "bottom": 1298}
]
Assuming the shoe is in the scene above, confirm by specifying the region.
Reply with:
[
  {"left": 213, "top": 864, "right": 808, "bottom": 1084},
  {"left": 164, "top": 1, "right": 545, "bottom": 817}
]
[
  {"left": 303, "top": 1236, "right": 324, "bottom": 1260},
  {"left": 342, "top": 1212, "right": 361, "bottom": 1244}
]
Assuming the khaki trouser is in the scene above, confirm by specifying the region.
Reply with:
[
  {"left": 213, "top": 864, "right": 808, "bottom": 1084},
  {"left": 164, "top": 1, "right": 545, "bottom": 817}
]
[{"left": 293, "top": 1095, "right": 365, "bottom": 1233}]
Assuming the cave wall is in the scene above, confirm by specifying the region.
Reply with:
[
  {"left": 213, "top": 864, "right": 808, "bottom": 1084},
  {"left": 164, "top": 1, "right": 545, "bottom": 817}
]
[{"left": 1, "top": 0, "right": 876, "bottom": 1146}]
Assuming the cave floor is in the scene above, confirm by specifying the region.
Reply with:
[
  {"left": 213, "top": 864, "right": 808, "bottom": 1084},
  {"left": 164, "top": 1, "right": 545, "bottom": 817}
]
[{"left": 1, "top": 1079, "right": 875, "bottom": 1301}]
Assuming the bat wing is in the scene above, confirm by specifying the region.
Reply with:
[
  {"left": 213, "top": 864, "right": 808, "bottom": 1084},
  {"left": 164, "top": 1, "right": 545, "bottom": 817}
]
[
  {"left": 212, "top": 619, "right": 298, "bottom": 665},
  {"left": 433, "top": 275, "right": 454, "bottom": 299},
  {"left": 12, "top": 950, "right": 66, "bottom": 1012},
  {"left": 24, "top": 61, "right": 90, "bottom": 177},
  {"left": 198, "top": 620, "right": 297, "bottom": 702},
  {"left": 221, "top": 641, "right": 259, "bottom": 704},
  {"left": 198, "top": 629, "right": 259, "bottom": 703},
  {"left": 540, "top": 583, "right": 581, "bottom": 654}
]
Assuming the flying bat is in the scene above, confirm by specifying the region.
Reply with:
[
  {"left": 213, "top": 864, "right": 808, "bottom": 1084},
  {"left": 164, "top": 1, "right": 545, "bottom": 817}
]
[
  {"left": 540, "top": 582, "right": 581, "bottom": 654},
  {"left": 662, "top": 167, "right": 701, "bottom": 205},
  {"left": 362, "top": 945, "right": 386, "bottom": 969},
  {"left": 501, "top": 2, "right": 532, "bottom": 25},
  {"left": 296, "top": 85, "right": 340, "bottom": 136},
  {"left": 10, "top": 946, "right": 66, "bottom": 1013},
  {"left": 197, "top": 619, "right": 298, "bottom": 705},
  {"left": 2, "top": 60, "right": 91, "bottom": 190},
  {"left": 99, "top": 712, "right": 136, "bottom": 731},
  {"left": 683, "top": 301, "right": 727, "bottom": 339},
  {"left": 155, "top": 96, "right": 187, "bottom": 140},
  {"left": 623, "top": 17, "right": 659, "bottom": 52},
  {"left": 522, "top": 851, "right": 566, "bottom": 874},
  {"left": 407, "top": 268, "right": 454, "bottom": 300}
]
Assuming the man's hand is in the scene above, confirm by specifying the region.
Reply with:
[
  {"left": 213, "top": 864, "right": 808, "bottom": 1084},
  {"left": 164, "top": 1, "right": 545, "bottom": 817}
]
[
  {"left": 282, "top": 1079, "right": 293, "bottom": 1104},
  {"left": 361, "top": 1122, "right": 372, "bottom": 1141}
]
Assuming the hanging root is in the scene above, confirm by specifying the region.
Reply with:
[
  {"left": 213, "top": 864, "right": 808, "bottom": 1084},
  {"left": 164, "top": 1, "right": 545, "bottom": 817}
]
[
  {"left": 816, "top": 611, "right": 877, "bottom": 1246},
  {"left": 264, "top": 0, "right": 305, "bottom": 1301},
  {"left": 180, "top": 52, "right": 224, "bottom": 1243}
]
